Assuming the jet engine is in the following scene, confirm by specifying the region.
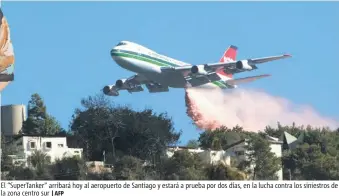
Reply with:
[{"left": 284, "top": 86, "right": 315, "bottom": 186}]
[
  {"left": 236, "top": 60, "right": 253, "bottom": 70},
  {"left": 191, "top": 65, "right": 208, "bottom": 75},
  {"left": 115, "top": 79, "right": 128, "bottom": 89},
  {"left": 103, "top": 85, "right": 119, "bottom": 96}
]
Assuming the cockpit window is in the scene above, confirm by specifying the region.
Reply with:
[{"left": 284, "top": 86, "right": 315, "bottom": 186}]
[{"left": 116, "top": 42, "right": 127, "bottom": 46}]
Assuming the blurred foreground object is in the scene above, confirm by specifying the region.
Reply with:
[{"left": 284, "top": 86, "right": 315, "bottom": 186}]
[{"left": 0, "top": 7, "right": 15, "bottom": 92}]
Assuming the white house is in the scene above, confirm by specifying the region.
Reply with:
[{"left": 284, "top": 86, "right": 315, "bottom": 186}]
[
  {"left": 167, "top": 135, "right": 283, "bottom": 180},
  {"left": 225, "top": 136, "right": 283, "bottom": 180},
  {"left": 166, "top": 146, "right": 231, "bottom": 165},
  {"left": 10, "top": 135, "right": 83, "bottom": 167}
]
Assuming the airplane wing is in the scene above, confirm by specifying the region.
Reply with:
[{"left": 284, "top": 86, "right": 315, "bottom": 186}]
[
  {"left": 161, "top": 54, "right": 291, "bottom": 76},
  {"left": 225, "top": 74, "right": 271, "bottom": 86},
  {"left": 103, "top": 74, "right": 169, "bottom": 96}
]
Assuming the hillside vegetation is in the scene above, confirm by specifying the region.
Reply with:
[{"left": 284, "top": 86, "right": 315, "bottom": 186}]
[{"left": 1, "top": 93, "right": 339, "bottom": 180}]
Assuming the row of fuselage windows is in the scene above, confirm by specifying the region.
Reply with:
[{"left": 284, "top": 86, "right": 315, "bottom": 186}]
[
  {"left": 148, "top": 52, "right": 184, "bottom": 66},
  {"left": 115, "top": 42, "right": 185, "bottom": 66}
]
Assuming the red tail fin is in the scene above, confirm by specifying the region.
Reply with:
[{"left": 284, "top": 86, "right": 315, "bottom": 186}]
[{"left": 217, "top": 45, "right": 237, "bottom": 78}]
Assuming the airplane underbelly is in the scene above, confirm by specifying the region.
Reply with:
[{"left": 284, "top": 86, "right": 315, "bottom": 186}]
[
  {"left": 157, "top": 73, "right": 187, "bottom": 88},
  {"left": 114, "top": 56, "right": 213, "bottom": 88},
  {"left": 113, "top": 56, "right": 161, "bottom": 74},
  {"left": 114, "top": 56, "right": 188, "bottom": 87},
  {"left": 195, "top": 82, "right": 236, "bottom": 90},
  {"left": 196, "top": 83, "right": 218, "bottom": 89},
  {"left": 137, "top": 71, "right": 185, "bottom": 88}
]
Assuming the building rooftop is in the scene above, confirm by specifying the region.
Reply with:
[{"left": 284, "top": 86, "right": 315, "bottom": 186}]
[{"left": 10, "top": 133, "right": 70, "bottom": 140}]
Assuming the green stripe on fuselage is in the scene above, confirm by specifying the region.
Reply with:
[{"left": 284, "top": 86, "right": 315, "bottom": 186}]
[
  {"left": 212, "top": 81, "right": 227, "bottom": 89},
  {"left": 112, "top": 52, "right": 170, "bottom": 67},
  {"left": 111, "top": 49, "right": 228, "bottom": 89},
  {"left": 111, "top": 49, "right": 179, "bottom": 67}
]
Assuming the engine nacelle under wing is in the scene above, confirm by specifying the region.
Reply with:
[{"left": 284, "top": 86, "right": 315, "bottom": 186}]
[
  {"left": 103, "top": 85, "right": 119, "bottom": 96},
  {"left": 145, "top": 83, "right": 169, "bottom": 93},
  {"left": 115, "top": 79, "right": 128, "bottom": 89},
  {"left": 191, "top": 65, "right": 208, "bottom": 75},
  {"left": 236, "top": 60, "right": 254, "bottom": 70}
]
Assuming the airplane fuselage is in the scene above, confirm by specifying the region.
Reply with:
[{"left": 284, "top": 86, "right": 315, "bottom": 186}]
[
  {"left": 110, "top": 41, "right": 230, "bottom": 89},
  {"left": 104, "top": 41, "right": 290, "bottom": 96}
]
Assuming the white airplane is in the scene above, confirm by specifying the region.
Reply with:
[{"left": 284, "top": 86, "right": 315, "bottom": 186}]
[{"left": 103, "top": 41, "right": 291, "bottom": 96}]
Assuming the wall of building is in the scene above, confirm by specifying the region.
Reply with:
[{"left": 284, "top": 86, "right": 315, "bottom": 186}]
[
  {"left": 1, "top": 104, "right": 26, "bottom": 136},
  {"left": 166, "top": 147, "right": 231, "bottom": 165},
  {"left": 269, "top": 142, "right": 283, "bottom": 180},
  {"left": 226, "top": 142, "right": 246, "bottom": 161},
  {"left": 227, "top": 140, "right": 283, "bottom": 180},
  {"left": 13, "top": 136, "right": 83, "bottom": 166}
]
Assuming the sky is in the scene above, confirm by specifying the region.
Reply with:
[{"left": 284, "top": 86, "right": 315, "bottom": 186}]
[{"left": 2, "top": 2, "right": 339, "bottom": 144}]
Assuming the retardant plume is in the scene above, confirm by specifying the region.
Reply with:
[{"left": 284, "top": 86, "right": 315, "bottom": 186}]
[{"left": 185, "top": 88, "right": 339, "bottom": 131}]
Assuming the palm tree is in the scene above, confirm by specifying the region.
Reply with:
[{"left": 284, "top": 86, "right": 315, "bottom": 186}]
[{"left": 28, "top": 150, "right": 50, "bottom": 169}]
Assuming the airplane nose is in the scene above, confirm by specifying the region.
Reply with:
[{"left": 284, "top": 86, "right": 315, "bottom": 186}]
[
  {"left": 110, "top": 48, "right": 117, "bottom": 56},
  {"left": 111, "top": 47, "right": 125, "bottom": 67},
  {"left": 110, "top": 48, "right": 119, "bottom": 60}
]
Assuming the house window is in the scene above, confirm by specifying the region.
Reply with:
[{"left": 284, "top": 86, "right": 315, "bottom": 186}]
[
  {"left": 46, "top": 142, "right": 52, "bottom": 148},
  {"left": 74, "top": 151, "right": 79, "bottom": 154},
  {"left": 30, "top": 142, "right": 36, "bottom": 149},
  {"left": 58, "top": 144, "right": 64, "bottom": 148}
]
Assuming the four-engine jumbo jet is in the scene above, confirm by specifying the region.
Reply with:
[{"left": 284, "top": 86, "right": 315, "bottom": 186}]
[{"left": 103, "top": 41, "right": 291, "bottom": 96}]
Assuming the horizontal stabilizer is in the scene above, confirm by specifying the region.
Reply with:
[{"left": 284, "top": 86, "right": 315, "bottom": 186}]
[
  {"left": 251, "top": 54, "right": 291, "bottom": 64},
  {"left": 226, "top": 74, "right": 271, "bottom": 86}
]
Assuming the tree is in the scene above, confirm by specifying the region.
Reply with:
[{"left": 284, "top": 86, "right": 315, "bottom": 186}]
[
  {"left": 160, "top": 150, "right": 207, "bottom": 180},
  {"left": 6, "top": 167, "right": 37, "bottom": 180},
  {"left": 282, "top": 150, "right": 301, "bottom": 180},
  {"left": 23, "top": 93, "right": 63, "bottom": 135},
  {"left": 87, "top": 172, "right": 115, "bottom": 180},
  {"left": 27, "top": 93, "right": 47, "bottom": 119},
  {"left": 8, "top": 90, "right": 339, "bottom": 181},
  {"left": 23, "top": 93, "right": 46, "bottom": 135},
  {"left": 28, "top": 150, "right": 50, "bottom": 168},
  {"left": 70, "top": 94, "right": 181, "bottom": 165},
  {"left": 70, "top": 94, "right": 125, "bottom": 162},
  {"left": 284, "top": 143, "right": 339, "bottom": 180},
  {"left": 44, "top": 115, "right": 64, "bottom": 135},
  {"left": 113, "top": 156, "right": 146, "bottom": 180},
  {"left": 27, "top": 150, "right": 53, "bottom": 180},
  {"left": 205, "top": 162, "right": 247, "bottom": 180},
  {"left": 1, "top": 134, "right": 19, "bottom": 171},
  {"left": 53, "top": 156, "right": 87, "bottom": 180},
  {"left": 114, "top": 108, "right": 181, "bottom": 164},
  {"left": 198, "top": 126, "right": 244, "bottom": 150},
  {"left": 186, "top": 140, "right": 199, "bottom": 148},
  {"left": 264, "top": 124, "right": 339, "bottom": 180},
  {"left": 241, "top": 135, "right": 281, "bottom": 180}
]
